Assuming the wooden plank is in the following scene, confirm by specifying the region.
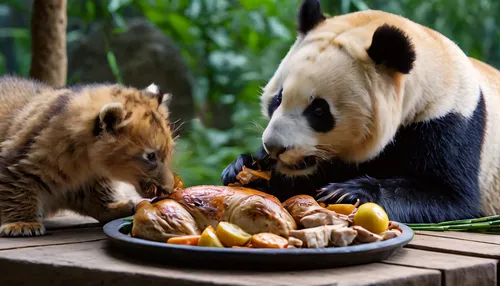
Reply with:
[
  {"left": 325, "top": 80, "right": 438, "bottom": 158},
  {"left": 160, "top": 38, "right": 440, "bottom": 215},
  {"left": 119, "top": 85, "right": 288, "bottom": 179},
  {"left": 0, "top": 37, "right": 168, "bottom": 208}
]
[
  {"left": 0, "top": 241, "right": 441, "bottom": 286},
  {"left": 383, "top": 248, "right": 497, "bottom": 286},
  {"left": 408, "top": 234, "right": 500, "bottom": 260},
  {"left": 417, "top": 231, "right": 500, "bottom": 245},
  {"left": 0, "top": 227, "right": 105, "bottom": 250}
]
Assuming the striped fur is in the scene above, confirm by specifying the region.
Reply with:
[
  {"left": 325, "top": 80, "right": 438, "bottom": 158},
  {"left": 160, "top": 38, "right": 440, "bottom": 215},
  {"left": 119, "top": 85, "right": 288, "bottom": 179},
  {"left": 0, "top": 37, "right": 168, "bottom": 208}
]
[{"left": 0, "top": 76, "right": 175, "bottom": 236}]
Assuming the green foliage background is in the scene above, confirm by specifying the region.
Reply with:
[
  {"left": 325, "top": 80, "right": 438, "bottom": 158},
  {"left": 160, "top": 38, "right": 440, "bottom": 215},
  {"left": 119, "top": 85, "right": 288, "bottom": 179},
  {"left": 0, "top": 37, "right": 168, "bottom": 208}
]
[{"left": 1, "top": 0, "right": 499, "bottom": 187}]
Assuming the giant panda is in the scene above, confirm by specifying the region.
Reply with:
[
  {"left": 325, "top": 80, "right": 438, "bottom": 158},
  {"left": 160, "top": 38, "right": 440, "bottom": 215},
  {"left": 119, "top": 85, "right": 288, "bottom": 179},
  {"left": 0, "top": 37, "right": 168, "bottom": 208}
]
[{"left": 221, "top": 0, "right": 500, "bottom": 223}]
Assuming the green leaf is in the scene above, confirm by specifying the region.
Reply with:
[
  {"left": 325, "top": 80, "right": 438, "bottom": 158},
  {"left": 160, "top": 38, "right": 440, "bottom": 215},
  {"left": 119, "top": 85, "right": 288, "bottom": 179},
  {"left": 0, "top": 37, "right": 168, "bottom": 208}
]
[
  {"left": 239, "top": 0, "right": 276, "bottom": 14},
  {"left": 0, "top": 52, "right": 5, "bottom": 75},
  {"left": 239, "top": 0, "right": 266, "bottom": 10},
  {"left": 108, "top": 0, "right": 133, "bottom": 13},
  {"left": 341, "top": 0, "right": 351, "bottom": 14},
  {"left": 247, "top": 30, "right": 260, "bottom": 51},
  {"left": 268, "top": 17, "right": 292, "bottom": 40},
  {"left": 106, "top": 51, "right": 123, "bottom": 83},
  {"left": 85, "top": 0, "right": 96, "bottom": 21},
  {"left": 120, "top": 222, "right": 133, "bottom": 235},
  {"left": 111, "top": 13, "right": 128, "bottom": 29},
  {"left": 351, "top": 0, "right": 370, "bottom": 11},
  {"left": 0, "top": 28, "right": 30, "bottom": 39},
  {"left": 165, "top": 13, "right": 196, "bottom": 43},
  {"left": 123, "top": 216, "right": 134, "bottom": 222}
]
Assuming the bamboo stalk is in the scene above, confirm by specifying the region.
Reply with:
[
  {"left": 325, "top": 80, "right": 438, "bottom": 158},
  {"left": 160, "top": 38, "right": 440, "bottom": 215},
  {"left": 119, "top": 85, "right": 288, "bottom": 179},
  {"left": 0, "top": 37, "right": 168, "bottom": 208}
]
[
  {"left": 407, "top": 215, "right": 500, "bottom": 227},
  {"left": 407, "top": 216, "right": 500, "bottom": 234}
]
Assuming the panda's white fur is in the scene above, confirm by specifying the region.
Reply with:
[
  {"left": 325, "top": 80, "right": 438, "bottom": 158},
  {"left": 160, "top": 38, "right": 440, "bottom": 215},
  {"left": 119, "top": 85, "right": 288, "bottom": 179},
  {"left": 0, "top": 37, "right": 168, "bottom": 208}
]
[
  {"left": 262, "top": 10, "right": 482, "bottom": 165},
  {"left": 222, "top": 0, "right": 500, "bottom": 223}
]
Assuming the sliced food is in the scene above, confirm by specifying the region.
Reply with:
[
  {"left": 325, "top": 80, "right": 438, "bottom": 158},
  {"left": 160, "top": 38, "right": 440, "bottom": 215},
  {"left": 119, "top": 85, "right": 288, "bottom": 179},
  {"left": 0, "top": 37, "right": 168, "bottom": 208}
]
[
  {"left": 251, "top": 233, "right": 288, "bottom": 248},
  {"left": 198, "top": 225, "right": 224, "bottom": 248},
  {"left": 216, "top": 222, "right": 252, "bottom": 247}
]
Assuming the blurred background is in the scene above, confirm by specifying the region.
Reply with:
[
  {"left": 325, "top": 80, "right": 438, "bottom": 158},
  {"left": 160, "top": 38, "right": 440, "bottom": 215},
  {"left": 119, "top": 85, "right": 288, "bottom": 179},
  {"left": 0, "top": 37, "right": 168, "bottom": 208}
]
[{"left": 0, "top": 0, "right": 499, "bottom": 187}]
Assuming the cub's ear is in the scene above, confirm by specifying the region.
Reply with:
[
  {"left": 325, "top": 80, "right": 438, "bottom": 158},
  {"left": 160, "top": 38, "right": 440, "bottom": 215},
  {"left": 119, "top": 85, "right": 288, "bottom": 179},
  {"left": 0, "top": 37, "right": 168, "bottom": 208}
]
[
  {"left": 298, "top": 0, "right": 325, "bottom": 35},
  {"left": 145, "top": 83, "right": 160, "bottom": 95},
  {"left": 144, "top": 83, "right": 172, "bottom": 107},
  {"left": 99, "top": 102, "right": 126, "bottom": 134},
  {"left": 367, "top": 24, "right": 416, "bottom": 74},
  {"left": 159, "top": 92, "right": 172, "bottom": 107}
]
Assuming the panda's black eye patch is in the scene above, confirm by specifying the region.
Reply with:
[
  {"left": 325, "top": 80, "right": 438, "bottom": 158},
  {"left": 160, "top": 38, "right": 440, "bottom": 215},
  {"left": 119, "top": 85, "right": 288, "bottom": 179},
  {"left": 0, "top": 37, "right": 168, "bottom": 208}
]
[
  {"left": 303, "top": 98, "right": 335, "bottom": 133},
  {"left": 267, "top": 87, "right": 283, "bottom": 118}
]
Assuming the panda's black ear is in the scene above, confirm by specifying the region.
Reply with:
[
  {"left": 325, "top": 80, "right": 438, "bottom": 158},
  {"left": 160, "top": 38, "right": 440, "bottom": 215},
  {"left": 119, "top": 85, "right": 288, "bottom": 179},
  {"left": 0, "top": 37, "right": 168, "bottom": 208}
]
[
  {"left": 367, "top": 24, "right": 416, "bottom": 74},
  {"left": 298, "top": 0, "right": 326, "bottom": 34}
]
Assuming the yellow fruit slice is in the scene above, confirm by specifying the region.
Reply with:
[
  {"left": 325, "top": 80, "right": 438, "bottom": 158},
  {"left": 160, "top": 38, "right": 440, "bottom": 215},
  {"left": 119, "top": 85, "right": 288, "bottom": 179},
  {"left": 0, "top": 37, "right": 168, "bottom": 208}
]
[
  {"left": 353, "top": 203, "right": 389, "bottom": 234},
  {"left": 197, "top": 225, "right": 224, "bottom": 247},
  {"left": 250, "top": 233, "right": 288, "bottom": 248},
  {"left": 326, "top": 204, "right": 356, "bottom": 215},
  {"left": 215, "top": 222, "right": 252, "bottom": 247},
  {"left": 167, "top": 235, "right": 201, "bottom": 245}
]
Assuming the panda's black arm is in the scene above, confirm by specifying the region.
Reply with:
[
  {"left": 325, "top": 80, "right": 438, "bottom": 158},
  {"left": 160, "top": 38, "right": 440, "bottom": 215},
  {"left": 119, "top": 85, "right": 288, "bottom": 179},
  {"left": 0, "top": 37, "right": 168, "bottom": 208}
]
[
  {"left": 221, "top": 145, "right": 273, "bottom": 188},
  {"left": 316, "top": 176, "right": 481, "bottom": 224}
]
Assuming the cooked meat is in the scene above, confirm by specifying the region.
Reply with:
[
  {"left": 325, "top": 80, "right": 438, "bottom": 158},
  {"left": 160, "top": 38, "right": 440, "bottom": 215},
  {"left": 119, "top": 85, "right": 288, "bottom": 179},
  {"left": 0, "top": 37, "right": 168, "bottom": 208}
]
[
  {"left": 388, "top": 221, "right": 399, "bottom": 229},
  {"left": 131, "top": 199, "right": 200, "bottom": 242},
  {"left": 329, "top": 226, "right": 358, "bottom": 247},
  {"left": 388, "top": 221, "right": 403, "bottom": 231},
  {"left": 300, "top": 212, "right": 349, "bottom": 228},
  {"left": 287, "top": 237, "right": 304, "bottom": 248},
  {"left": 282, "top": 195, "right": 349, "bottom": 227},
  {"left": 381, "top": 229, "right": 402, "bottom": 240},
  {"left": 289, "top": 224, "right": 358, "bottom": 248},
  {"left": 167, "top": 185, "right": 297, "bottom": 237},
  {"left": 289, "top": 226, "right": 330, "bottom": 248},
  {"left": 231, "top": 166, "right": 271, "bottom": 186},
  {"left": 352, "top": 225, "right": 383, "bottom": 243}
]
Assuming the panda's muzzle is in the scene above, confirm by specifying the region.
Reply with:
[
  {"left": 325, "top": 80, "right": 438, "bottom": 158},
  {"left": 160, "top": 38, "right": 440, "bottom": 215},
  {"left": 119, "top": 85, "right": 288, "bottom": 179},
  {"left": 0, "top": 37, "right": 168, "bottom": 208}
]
[
  {"left": 264, "top": 141, "right": 317, "bottom": 171},
  {"left": 283, "top": 155, "right": 317, "bottom": 171},
  {"left": 264, "top": 142, "right": 287, "bottom": 159}
]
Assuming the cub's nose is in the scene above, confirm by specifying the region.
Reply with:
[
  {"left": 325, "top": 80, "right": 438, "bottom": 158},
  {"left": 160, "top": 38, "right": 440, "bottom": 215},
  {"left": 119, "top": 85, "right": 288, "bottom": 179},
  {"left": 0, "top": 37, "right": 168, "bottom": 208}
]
[{"left": 264, "top": 142, "right": 286, "bottom": 159}]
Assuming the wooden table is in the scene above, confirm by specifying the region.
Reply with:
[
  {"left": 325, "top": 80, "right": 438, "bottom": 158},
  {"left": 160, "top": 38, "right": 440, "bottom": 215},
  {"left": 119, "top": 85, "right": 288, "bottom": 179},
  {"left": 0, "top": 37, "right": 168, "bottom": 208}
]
[{"left": 0, "top": 215, "right": 498, "bottom": 286}]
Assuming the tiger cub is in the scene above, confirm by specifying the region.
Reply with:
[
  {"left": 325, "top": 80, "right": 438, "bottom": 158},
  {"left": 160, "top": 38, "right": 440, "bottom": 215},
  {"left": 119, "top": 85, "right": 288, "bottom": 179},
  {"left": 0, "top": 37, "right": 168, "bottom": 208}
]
[{"left": 0, "top": 75, "right": 176, "bottom": 237}]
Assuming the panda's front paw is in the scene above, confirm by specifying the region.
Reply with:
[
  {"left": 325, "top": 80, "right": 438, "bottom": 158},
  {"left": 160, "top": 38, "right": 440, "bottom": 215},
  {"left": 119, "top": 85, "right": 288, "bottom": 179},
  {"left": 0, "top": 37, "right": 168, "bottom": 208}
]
[
  {"left": 315, "top": 177, "right": 380, "bottom": 205},
  {"left": 221, "top": 154, "right": 255, "bottom": 186}
]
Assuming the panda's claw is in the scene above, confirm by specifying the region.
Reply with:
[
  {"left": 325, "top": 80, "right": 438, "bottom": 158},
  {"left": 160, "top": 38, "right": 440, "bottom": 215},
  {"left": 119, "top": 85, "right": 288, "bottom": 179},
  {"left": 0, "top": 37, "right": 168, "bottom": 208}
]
[
  {"left": 315, "top": 179, "right": 377, "bottom": 205},
  {"left": 335, "top": 192, "right": 350, "bottom": 204}
]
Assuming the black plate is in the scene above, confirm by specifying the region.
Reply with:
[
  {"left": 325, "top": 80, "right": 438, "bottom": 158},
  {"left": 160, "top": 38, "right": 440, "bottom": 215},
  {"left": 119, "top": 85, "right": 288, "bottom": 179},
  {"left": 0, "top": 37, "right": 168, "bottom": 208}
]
[{"left": 103, "top": 218, "right": 414, "bottom": 271}]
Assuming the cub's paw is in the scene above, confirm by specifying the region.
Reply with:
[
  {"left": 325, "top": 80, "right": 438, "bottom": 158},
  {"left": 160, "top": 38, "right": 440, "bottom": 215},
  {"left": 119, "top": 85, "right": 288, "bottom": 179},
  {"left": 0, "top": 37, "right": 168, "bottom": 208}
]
[
  {"left": 108, "top": 199, "right": 136, "bottom": 214},
  {"left": 315, "top": 177, "right": 379, "bottom": 205},
  {"left": 0, "top": 222, "right": 46, "bottom": 237},
  {"left": 94, "top": 200, "right": 136, "bottom": 224},
  {"left": 221, "top": 154, "right": 255, "bottom": 185}
]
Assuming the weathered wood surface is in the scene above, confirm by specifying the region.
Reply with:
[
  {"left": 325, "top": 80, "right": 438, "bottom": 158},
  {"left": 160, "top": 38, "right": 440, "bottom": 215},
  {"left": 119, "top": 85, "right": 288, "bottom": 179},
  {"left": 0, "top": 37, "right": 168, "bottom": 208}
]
[
  {"left": 384, "top": 248, "right": 497, "bottom": 286},
  {"left": 408, "top": 233, "right": 500, "bottom": 260},
  {"left": 0, "top": 227, "right": 105, "bottom": 250},
  {"left": 416, "top": 230, "right": 500, "bottom": 245},
  {"left": 0, "top": 215, "right": 499, "bottom": 286},
  {"left": 0, "top": 241, "right": 441, "bottom": 286}
]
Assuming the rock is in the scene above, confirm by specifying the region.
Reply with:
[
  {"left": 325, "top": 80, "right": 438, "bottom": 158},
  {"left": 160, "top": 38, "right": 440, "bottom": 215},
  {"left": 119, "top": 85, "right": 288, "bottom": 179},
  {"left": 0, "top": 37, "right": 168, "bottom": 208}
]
[{"left": 68, "top": 18, "right": 194, "bottom": 134}]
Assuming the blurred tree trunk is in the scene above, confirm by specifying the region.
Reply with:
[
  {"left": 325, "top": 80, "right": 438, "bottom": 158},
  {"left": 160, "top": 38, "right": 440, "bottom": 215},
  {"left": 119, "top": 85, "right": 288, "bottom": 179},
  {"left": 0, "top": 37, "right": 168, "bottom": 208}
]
[{"left": 29, "top": 0, "right": 67, "bottom": 87}]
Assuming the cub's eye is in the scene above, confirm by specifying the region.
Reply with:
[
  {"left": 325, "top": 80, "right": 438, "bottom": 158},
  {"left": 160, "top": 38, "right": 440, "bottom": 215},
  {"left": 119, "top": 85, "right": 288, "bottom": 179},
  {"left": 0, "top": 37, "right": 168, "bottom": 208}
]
[
  {"left": 147, "top": 153, "right": 156, "bottom": 161},
  {"left": 143, "top": 152, "right": 156, "bottom": 162}
]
